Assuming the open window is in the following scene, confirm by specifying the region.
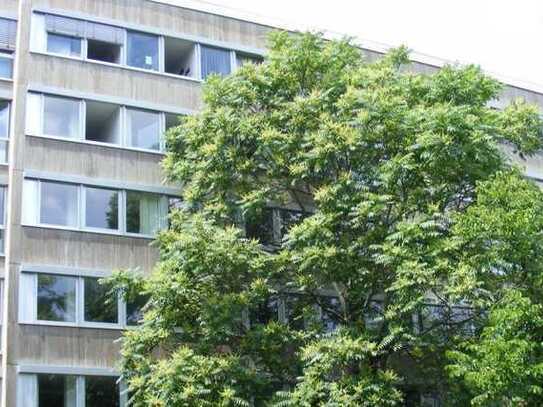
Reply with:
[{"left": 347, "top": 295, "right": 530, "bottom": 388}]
[
  {"left": 164, "top": 37, "right": 197, "bottom": 78},
  {"left": 85, "top": 100, "right": 121, "bottom": 144},
  {"left": 87, "top": 39, "right": 121, "bottom": 64}
]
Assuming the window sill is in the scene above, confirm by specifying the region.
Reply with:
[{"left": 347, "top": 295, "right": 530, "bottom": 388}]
[
  {"left": 28, "top": 133, "right": 166, "bottom": 156},
  {"left": 20, "top": 320, "right": 129, "bottom": 331},
  {"left": 31, "top": 50, "right": 203, "bottom": 84},
  {"left": 21, "top": 223, "right": 156, "bottom": 240}
]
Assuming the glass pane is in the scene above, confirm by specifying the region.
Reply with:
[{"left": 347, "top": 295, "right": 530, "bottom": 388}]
[
  {"left": 47, "top": 33, "right": 82, "bottom": 57},
  {"left": 38, "top": 374, "right": 77, "bottom": 407},
  {"left": 37, "top": 274, "right": 76, "bottom": 322},
  {"left": 85, "top": 376, "right": 120, "bottom": 407},
  {"left": 127, "top": 31, "right": 158, "bottom": 71},
  {"left": 84, "top": 278, "right": 118, "bottom": 324},
  {"left": 201, "top": 45, "right": 231, "bottom": 79},
  {"left": 0, "top": 140, "right": 7, "bottom": 164},
  {"left": 236, "top": 53, "right": 262, "bottom": 68},
  {"left": 85, "top": 187, "right": 118, "bottom": 230},
  {"left": 126, "top": 191, "right": 161, "bottom": 235},
  {"left": 40, "top": 182, "right": 78, "bottom": 227},
  {"left": 126, "top": 294, "right": 148, "bottom": 326},
  {"left": 320, "top": 296, "right": 341, "bottom": 333},
  {"left": 0, "top": 56, "right": 12, "bottom": 79},
  {"left": 0, "top": 100, "right": 10, "bottom": 138},
  {"left": 0, "top": 186, "right": 5, "bottom": 225},
  {"left": 43, "top": 95, "right": 80, "bottom": 139},
  {"left": 249, "top": 296, "right": 279, "bottom": 326},
  {"left": 127, "top": 109, "right": 160, "bottom": 150}
]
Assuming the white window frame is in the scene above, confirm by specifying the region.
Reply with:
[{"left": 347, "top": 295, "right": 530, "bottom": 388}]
[
  {"left": 31, "top": 11, "right": 264, "bottom": 81},
  {"left": 18, "top": 371, "right": 126, "bottom": 407},
  {"left": 19, "top": 270, "right": 140, "bottom": 330},
  {"left": 0, "top": 100, "right": 10, "bottom": 164},
  {"left": 27, "top": 92, "right": 171, "bottom": 154},
  {"left": 0, "top": 185, "right": 6, "bottom": 254},
  {"left": 23, "top": 179, "right": 170, "bottom": 238},
  {"left": 0, "top": 51, "right": 13, "bottom": 80},
  {"left": 46, "top": 32, "right": 84, "bottom": 59}
]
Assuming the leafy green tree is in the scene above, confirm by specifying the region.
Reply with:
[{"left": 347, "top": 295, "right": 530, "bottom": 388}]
[{"left": 108, "top": 31, "right": 543, "bottom": 406}]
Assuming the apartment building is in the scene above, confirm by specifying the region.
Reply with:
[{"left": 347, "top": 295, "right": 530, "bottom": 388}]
[{"left": 0, "top": 0, "right": 539, "bottom": 406}]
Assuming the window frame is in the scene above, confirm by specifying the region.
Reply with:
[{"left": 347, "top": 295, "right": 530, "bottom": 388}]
[
  {"left": 0, "top": 51, "right": 13, "bottom": 80},
  {"left": 46, "top": 32, "right": 84, "bottom": 58},
  {"left": 27, "top": 92, "right": 173, "bottom": 154},
  {"left": 32, "top": 11, "right": 264, "bottom": 81},
  {"left": 19, "top": 372, "right": 126, "bottom": 407},
  {"left": 23, "top": 179, "right": 171, "bottom": 238},
  {"left": 0, "top": 185, "right": 6, "bottom": 255},
  {"left": 20, "top": 271, "right": 140, "bottom": 330}
]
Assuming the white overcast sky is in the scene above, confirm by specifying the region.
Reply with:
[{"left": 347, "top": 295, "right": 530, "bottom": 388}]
[{"left": 163, "top": 0, "right": 543, "bottom": 87}]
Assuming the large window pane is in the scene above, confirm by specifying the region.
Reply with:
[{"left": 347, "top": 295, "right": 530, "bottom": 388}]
[
  {"left": 127, "top": 31, "right": 158, "bottom": 71},
  {"left": 47, "top": 33, "right": 81, "bottom": 57},
  {"left": 0, "top": 186, "right": 5, "bottom": 225},
  {"left": 37, "top": 274, "right": 76, "bottom": 322},
  {"left": 43, "top": 95, "right": 80, "bottom": 139},
  {"left": 126, "top": 108, "right": 160, "bottom": 150},
  {"left": 0, "top": 55, "right": 12, "bottom": 78},
  {"left": 84, "top": 277, "right": 118, "bottom": 324},
  {"left": 40, "top": 181, "right": 78, "bottom": 226},
  {"left": 85, "top": 187, "right": 119, "bottom": 230},
  {"left": 126, "top": 191, "right": 162, "bottom": 235},
  {"left": 38, "top": 374, "right": 77, "bottom": 407},
  {"left": 201, "top": 45, "right": 231, "bottom": 79},
  {"left": 85, "top": 376, "right": 120, "bottom": 407},
  {"left": 0, "top": 101, "right": 10, "bottom": 138}
]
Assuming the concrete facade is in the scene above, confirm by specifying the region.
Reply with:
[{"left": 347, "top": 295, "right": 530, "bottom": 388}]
[{"left": 0, "top": 0, "right": 538, "bottom": 405}]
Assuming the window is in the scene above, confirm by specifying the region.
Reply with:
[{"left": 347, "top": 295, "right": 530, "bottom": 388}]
[
  {"left": 0, "top": 53, "right": 12, "bottom": 79},
  {"left": 126, "top": 191, "right": 165, "bottom": 235},
  {"left": 28, "top": 374, "right": 123, "bottom": 407},
  {"left": 0, "top": 101, "right": 9, "bottom": 163},
  {"left": 37, "top": 374, "right": 77, "bottom": 407},
  {"left": 37, "top": 274, "right": 77, "bottom": 323},
  {"left": 85, "top": 100, "right": 121, "bottom": 144},
  {"left": 47, "top": 33, "right": 82, "bottom": 57},
  {"left": 85, "top": 187, "right": 119, "bottom": 230},
  {"left": 164, "top": 37, "right": 197, "bottom": 77},
  {"left": 27, "top": 92, "right": 173, "bottom": 152},
  {"left": 23, "top": 179, "right": 172, "bottom": 236},
  {"left": 20, "top": 271, "right": 146, "bottom": 329},
  {"left": 319, "top": 296, "right": 341, "bottom": 333},
  {"left": 0, "top": 186, "right": 6, "bottom": 253},
  {"left": 127, "top": 31, "right": 159, "bottom": 71},
  {"left": 86, "top": 376, "right": 120, "bottom": 407},
  {"left": 87, "top": 39, "right": 121, "bottom": 64},
  {"left": 43, "top": 95, "right": 81, "bottom": 139},
  {"left": 84, "top": 277, "right": 118, "bottom": 324},
  {"left": 245, "top": 208, "right": 310, "bottom": 246},
  {"left": 40, "top": 181, "right": 79, "bottom": 227},
  {"left": 200, "top": 45, "right": 232, "bottom": 79},
  {"left": 126, "top": 108, "right": 161, "bottom": 150}
]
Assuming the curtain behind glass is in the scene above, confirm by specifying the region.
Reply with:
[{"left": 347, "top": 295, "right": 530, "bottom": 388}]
[{"left": 200, "top": 45, "right": 231, "bottom": 79}]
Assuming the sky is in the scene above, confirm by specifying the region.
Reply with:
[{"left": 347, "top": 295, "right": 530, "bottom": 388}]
[{"left": 162, "top": 0, "right": 543, "bottom": 88}]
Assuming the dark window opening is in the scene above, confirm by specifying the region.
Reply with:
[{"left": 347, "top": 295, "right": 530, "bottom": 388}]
[
  {"left": 164, "top": 37, "right": 196, "bottom": 77},
  {"left": 87, "top": 39, "right": 121, "bottom": 64},
  {"left": 85, "top": 100, "right": 121, "bottom": 144}
]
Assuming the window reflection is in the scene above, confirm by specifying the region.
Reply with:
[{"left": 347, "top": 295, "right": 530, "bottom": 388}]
[
  {"left": 37, "top": 274, "right": 76, "bottom": 322},
  {"left": 85, "top": 187, "right": 119, "bottom": 230},
  {"left": 84, "top": 278, "right": 118, "bottom": 324}
]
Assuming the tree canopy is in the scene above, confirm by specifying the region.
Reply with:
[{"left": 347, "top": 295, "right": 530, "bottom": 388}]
[{"left": 108, "top": 31, "right": 543, "bottom": 406}]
